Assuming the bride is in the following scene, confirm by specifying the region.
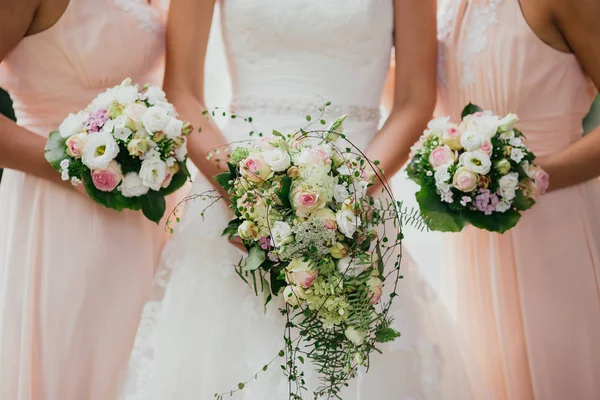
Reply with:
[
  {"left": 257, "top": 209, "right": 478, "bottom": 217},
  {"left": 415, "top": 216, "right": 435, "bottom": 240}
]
[{"left": 120, "top": 0, "right": 490, "bottom": 399}]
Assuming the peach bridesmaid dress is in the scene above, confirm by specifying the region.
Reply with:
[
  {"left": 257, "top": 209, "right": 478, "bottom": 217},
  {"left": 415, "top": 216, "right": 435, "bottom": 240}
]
[
  {"left": 0, "top": 1, "right": 169, "bottom": 399},
  {"left": 437, "top": 1, "right": 600, "bottom": 399}
]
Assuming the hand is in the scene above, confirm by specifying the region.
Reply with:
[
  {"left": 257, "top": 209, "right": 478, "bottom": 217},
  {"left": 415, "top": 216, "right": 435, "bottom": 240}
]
[{"left": 229, "top": 236, "right": 248, "bottom": 253}]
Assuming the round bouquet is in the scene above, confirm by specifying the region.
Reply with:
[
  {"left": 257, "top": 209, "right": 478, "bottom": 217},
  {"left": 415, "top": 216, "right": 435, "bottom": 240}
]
[
  {"left": 406, "top": 104, "right": 549, "bottom": 233},
  {"left": 45, "top": 78, "right": 192, "bottom": 223},
  {"left": 210, "top": 110, "right": 405, "bottom": 399}
]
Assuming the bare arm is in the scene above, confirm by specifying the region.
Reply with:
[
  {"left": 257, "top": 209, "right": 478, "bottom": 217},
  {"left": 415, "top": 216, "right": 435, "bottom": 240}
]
[
  {"left": 0, "top": 0, "right": 68, "bottom": 185},
  {"left": 164, "top": 0, "right": 230, "bottom": 196},
  {"left": 367, "top": 0, "right": 437, "bottom": 193},
  {"left": 536, "top": 0, "right": 600, "bottom": 191}
]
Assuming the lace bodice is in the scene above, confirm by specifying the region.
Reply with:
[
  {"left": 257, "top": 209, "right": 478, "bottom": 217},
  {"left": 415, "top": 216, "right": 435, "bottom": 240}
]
[{"left": 221, "top": 0, "right": 394, "bottom": 115}]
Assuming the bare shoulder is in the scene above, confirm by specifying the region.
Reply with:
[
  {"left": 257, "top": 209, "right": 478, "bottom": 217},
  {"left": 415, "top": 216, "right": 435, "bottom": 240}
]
[{"left": 0, "top": 0, "right": 41, "bottom": 59}]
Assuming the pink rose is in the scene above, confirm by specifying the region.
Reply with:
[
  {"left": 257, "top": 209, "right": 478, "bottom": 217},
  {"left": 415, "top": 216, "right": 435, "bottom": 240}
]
[
  {"left": 292, "top": 189, "right": 325, "bottom": 217},
  {"left": 240, "top": 155, "right": 272, "bottom": 184},
  {"left": 294, "top": 147, "right": 331, "bottom": 167},
  {"left": 442, "top": 125, "right": 463, "bottom": 150},
  {"left": 311, "top": 208, "right": 337, "bottom": 230},
  {"left": 161, "top": 164, "right": 180, "bottom": 189},
  {"left": 452, "top": 167, "right": 478, "bottom": 192},
  {"left": 287, "top": 258, "right": 318, "bottom": 288},
  {"left": 529, "top": 166, "right": 549, "bottom": 195},
  {"left": 66, "top": 132, "right": 88, "bottom": 158},
  {"left": 91, "top": 161, "right": 123, "bottom": 192},
  {"left": 480, "top": 139, "right": 493, "bottom": 155},
  {"left": 428, "top": 146, "right": 455, "bottom": 169},
  {"left": 367, "top": 276, "right": 383, "bottom": 305}
]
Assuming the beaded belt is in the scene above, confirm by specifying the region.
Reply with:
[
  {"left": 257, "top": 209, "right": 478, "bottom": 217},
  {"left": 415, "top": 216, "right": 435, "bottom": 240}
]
[{"left": 229, "top": 98, "right": 381, "bottom": 123}]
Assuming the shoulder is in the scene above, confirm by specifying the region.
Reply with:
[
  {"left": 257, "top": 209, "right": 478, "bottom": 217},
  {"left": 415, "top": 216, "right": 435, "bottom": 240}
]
[{"left": 0, "top": 0, "right": 41, "bottom": 58}]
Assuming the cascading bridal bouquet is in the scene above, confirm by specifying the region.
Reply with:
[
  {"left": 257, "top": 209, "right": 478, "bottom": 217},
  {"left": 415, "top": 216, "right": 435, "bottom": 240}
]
[
  {"left": 45, "top": 78, "right": 192, "bottom": 223},
  {"left": 406, "top": 104, "right": 549, "bottom": 233},
  {"left": 199, "top": 105, "right": 409, "bottom": 399}
]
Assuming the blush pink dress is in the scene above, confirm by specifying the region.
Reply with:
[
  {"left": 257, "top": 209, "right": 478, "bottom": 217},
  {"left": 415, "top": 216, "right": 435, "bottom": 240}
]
[
  {"left": 0, "top": 1, "right": 169, "bottom": 399},
  {"left": 437, "top": 1, "right": 600, "bottom": 399}
]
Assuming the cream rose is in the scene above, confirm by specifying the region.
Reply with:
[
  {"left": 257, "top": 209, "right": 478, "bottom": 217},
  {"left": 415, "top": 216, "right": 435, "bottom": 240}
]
[
  {"left": 442, "top": 125, "right": 463, "bottom": 150},
  {"left": 311, "top": 208, "right": 337, "bottom": 230},
  {"left": 65, "top": 132, "right": 88, "bottom": 158},
  {"left": 164, "top": 118, "right": 184, "bottom": 140},
  {"left": 238, "top": 220, "right": 260, "bottom": 241},
  {"left": 452, "top": 167, "right": 478, "bottom": 192},
  {"left": 127, "top": 138, "right": 150, "bottom": 157},
  {"left": 240, "top": 155, "right": 272, "bottom": 184},
  {"left": 367, "top": 276, "right": 384, "bottom": 305},
  {"left": 287, "top": 258, "right": 318, "bottom": 288},
  {"left": 499, "top": 113, "right": 519, "bottom": 132}
]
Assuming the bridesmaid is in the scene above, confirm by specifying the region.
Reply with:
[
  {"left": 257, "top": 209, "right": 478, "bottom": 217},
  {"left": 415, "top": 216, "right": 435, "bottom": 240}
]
[
  {"left": 438, "top": 0, "right": 600, "bottom": 398},
  {"left": 0, "top": 0, "right": 168, "bottom": 399}
]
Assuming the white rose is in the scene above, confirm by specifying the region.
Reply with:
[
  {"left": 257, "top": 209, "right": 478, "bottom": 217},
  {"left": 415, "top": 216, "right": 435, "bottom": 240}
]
[
  {"left": 93, "top": 91, "right": 117, "bottom": 110},
  {"left": 468, "top": 114, "right": 500, "bottom": 138},
  {"left": 337, "top": 256, "right": 371, "bottom": 278},
  {"left": 459, "top": 130, "right": 485, "bottom": 151},
  {"left": 145, "top": 86, "right": 167, "bottom": 105},
  {"left": 336, "top": 209, "right": 361, "bottom": 238},
  {"left": 124, "top": 103, "right": 147, "bottom": 122},
  {"left": 498, "top": 113, "right": 519, "bottom": 132},
  {"left": 118, "top": 172, "right": 150, "bottom": 197},
  {"left": 427, "top": 116, "right": 451, "bottom": 136},
  {"left": 333, "top": 184, "right": 349, "bottom": 203},
  {"left": 510, "top": 148, "right": 525, "bottom": 163},
  {"left": 164, "top": 118, "right": 184, "bottom": 140},
  {"left": 59, "top": 111, "right": 87, "bottom": 138},
  {"left": 263, "top": 148, "right": 291, "bottom": 172},
  {"left": 499, "top": 172, "right": 519, "bottom": 201},
  {"left": 174, "top": 140, "right": 188, "bottom": 162},
  {"left": 113, "top": 85, "right": 138, "bottom": 106},
  {"left": 344, "top": 326, "right": 367, "bottom": 346},
  {"left": 139, "top": 157, "right": 168, "bottom": 191},
  {"left": 270, "top": 221, "right": 293, "bottom": 247},
  {"left": 459, "top": 150, "right": 492, "bottom": 175},
  {"left": 82, "top": 132, "right": 120, "bottom": 169},
  {"left": 142, "top": 106, "right": 171, "bottom": 134}
]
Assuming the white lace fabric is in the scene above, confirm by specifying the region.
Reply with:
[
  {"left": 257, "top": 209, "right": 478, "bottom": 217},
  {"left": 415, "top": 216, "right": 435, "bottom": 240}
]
[
  {"left": 112, "top": 0, "right": 161, "bottom": 32},
  {"left": 120, "top": 1, "right": 490, "bottom": 399}
]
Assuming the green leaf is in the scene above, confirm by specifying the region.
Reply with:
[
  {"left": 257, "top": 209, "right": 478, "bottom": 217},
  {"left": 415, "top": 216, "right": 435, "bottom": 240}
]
[
  {"left": 244, "top": 246, "right": 266, "bottom": 271},
  {"left": 415, "top": 186, "right": 466, "bottom": 232},
  {"left": 270, "top": 264, "right": 287, "bottom": 296},
  {"left": 375, "top": 243, "right": 385, "bottom": 280},
  {"left": 159, "top": 170, "right": 188, "bottom": 196},
  {"left": 375, "top": 327, "right": 401, "bottom": 343},
  {"left": 214, "top": 171, "right": 233, "bottom": 191},
  {"left": 179, "top": 159, "right": 191, "bottom": 179},
  {"left": 140, "top": 190, "right": 166, "bottom": 224},
  {"left": 461, "top": 103, "right": 483, "bottom": 120},
  {"left": 278, "top": 175, "right": 292, "bottom": 208},
  {"left": 222, "top": 218, "right": 242, "bottom": 239},
  {"left": 44, "top": 130, "right": 68, "bottom": 171},
  {"left": 82, "top": 174, "right": 141, "bottom": 212},
  {"left": 405, "top": 156, "right": 422, "bottom": 184},
  {"left": 272, "top": 130, "right": 285, "bottom": 138},
  {"left": 465, "top": 208, "right": 521, "bottom": 234},
  {"left": 512, "top": 189, "right": 535, "bottom": 211}
]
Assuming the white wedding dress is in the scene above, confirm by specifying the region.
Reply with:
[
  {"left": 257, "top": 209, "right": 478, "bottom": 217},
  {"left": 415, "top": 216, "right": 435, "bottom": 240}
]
[{"left": 120, "top": 1, "right": 491, "bottom": 399}]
